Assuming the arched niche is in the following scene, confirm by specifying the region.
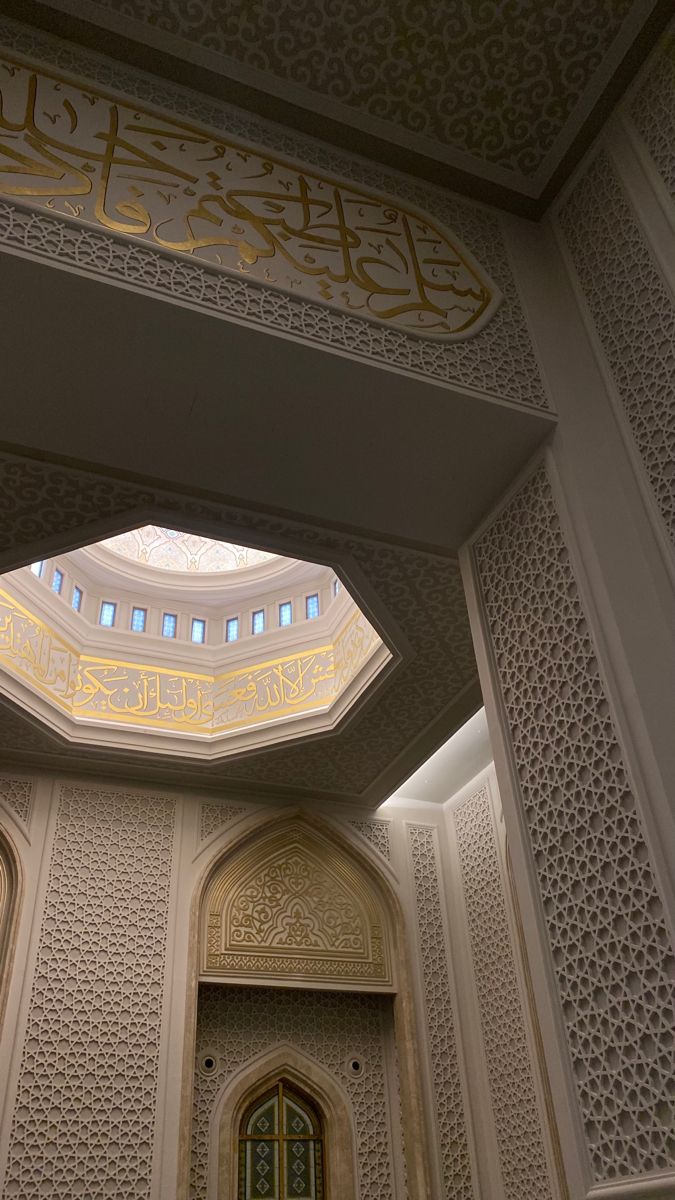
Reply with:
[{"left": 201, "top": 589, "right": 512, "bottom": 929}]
[
  {"left": 199, "top": 816, "right": 395, "bottom": 992},
  {"left": 182, "top": 810, "right": 431, "bottom": 1200},
  {"left": 0, "top": 826, "right": 20, "bottom": 1032},
  {"left": 212, "top": 1043, "right": 357, "bottom": 1200}
]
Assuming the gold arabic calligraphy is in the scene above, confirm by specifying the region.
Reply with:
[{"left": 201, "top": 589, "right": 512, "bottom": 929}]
[
  {"left": 0, "top": 55, "right": 496, "bottom": 336},
  {"left": 0, "top": 591, "right": 379, "bottom": 735}
]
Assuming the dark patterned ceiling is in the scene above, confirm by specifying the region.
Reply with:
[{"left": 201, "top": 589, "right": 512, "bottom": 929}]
[
  {"left": 87, "top": 0, "right": 632, "bottom": 173},
  {"left": 4, "top": 0, "right": 672, "bottom": 214}
]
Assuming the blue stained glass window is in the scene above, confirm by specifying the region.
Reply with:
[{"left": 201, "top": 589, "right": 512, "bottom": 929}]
[
  {"left": 279, "top": 601, "right": 292, "bottom": 628},
  {"left": 226, "top": 616, "right": 239, "bottom": 643},
  {"left": 72, "top": 586, "right": 83, "bottom": 612},
  {"left": 162, "top": 612, "right": 177, "bottom": 639},
  {"left": 99, "top": 601, "right": 116, "bottom": 628},
  {"left": 191, "top": 617, "right": 206, "bottom": 644},
  {"left": 333, "top": 577, "right": 341, "bottom": 596},
  {"left": 131, "top": 607, "right": 147, "bottom": 633},
  {"left": 306, "top": 593, "right": 320, "bottom": 620},
  {"left": 30, "top": 561, "right": 45, "bottom": 577},
  {"left": 252, "top": 609, "right": 265, "bottom": 635},
  {"left": 51, "top": 568, "right": 63, "bottom": 594}
]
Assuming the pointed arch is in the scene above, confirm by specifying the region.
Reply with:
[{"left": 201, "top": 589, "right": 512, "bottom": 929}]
[
  {"left": 178, "top": 808, "right": 432, "bottom": 1199},
  {"left": 212, "top": 1043, "right": 357, "bottom": 1200},
  {"left": 0, "top": 825, "right": 21, "bottom": 1033},
  {"left": 200, "top": 813, "right": 395, "bottom": 991}
]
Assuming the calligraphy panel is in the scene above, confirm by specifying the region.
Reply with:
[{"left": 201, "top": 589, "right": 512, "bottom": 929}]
[
  {"left": 0, "top": 588, "right": 384, "bottom": 745},
  {"left": 0, "top": 53, "right": 499, "bottom": 339}
]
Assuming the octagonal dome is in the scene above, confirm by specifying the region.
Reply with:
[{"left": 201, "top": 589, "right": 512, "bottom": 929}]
[{"left": 0, "top": 526, "right": 390, "bottom": 761}]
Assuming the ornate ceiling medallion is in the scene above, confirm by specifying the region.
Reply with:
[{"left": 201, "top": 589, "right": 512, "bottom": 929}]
[
  {"left": 100, "top": 526, "right": 276, "bottom": 573},
  {"left": 0, "top": 51, "right": 500, "bottom": 339}
]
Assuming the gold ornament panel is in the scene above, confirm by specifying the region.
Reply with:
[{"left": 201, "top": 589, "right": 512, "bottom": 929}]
[
  {"left": 202, "top": 823, "right": 393, "bottom": 989},
  {"left": 0, "top": 589, "right": 382, "bottom": 739},
  {"left": 0, "top": 52, "right": 498, "bottom": 339}
]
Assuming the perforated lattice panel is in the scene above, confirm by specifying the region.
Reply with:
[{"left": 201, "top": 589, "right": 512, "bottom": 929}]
[
  {"left": 191, "top": 984, "right": 402, "bottom": 1200},
  {"left": 408, "top": 824, "right": 474, "bottom": 1199},
  {"left": 474, "top": 465, "right": 675, "bottom": 1180},
  {"left": 629, "top": 29, "right": 675, "bottom": 203},
  {"left": 0, "top": 774, "right": 33, "bottom": 825},
  {"left": 453, "top": 787, "right": 553, "bottom": 1199},
  {"left": 199, "top": 801, "right": 246, "bottom": 844},
  {"left": 347, "top": 818, "right": 392, "bottom": 860},
  {"left": 557, "top": 151, "right": 675, "bottom": 549},
  {"left": 3, "top": 784, "right": 176, "bottom": 1198}
]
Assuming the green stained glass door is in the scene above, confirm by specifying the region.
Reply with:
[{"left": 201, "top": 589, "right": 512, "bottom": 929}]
[{"left": 238, "top": 1081, "right": 324, "bottom": 1200}]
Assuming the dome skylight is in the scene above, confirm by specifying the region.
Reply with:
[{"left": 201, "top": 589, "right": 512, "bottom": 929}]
[
  {"left": 100, "top": 525, "right": 277, "bottom": 573},
  {"left": 0, "top": 525, "right": 390, "bottom": 761}
]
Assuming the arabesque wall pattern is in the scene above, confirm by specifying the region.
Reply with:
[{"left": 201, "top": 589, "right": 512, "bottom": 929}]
[
  {"left": 472, "top": 465, "right": 675, "bottom": 1182},
  {"left": 2, "top": 783, "right": 176, "bottom": 1199},
  {"left": 48, "top": 0, "right": 638, "bottom": 177},
  {"left": 200, "top": 821, "right": 393, "bottom": 988},
  {"left": 452, "top": 785, "right": 554, "bottom": 1199},
  {"left": 408, "top": 823, "right": 474, "bottom": 1200},
  {"left": 556, "top": 150, "right": 675, "bottom": 550},
  {"left": 629, "top": 28, "right": 675, "bottom": 202},
  {"left": 0, "top": 777, "right": 33, "bottom": 828}
]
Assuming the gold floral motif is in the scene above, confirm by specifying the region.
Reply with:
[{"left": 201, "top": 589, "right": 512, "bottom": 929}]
[
  {"left": 202, "top": 824, "right": 393, "bottom": 988},
  {"left": 230, "top": 850, "right": 365, "bottom": 952}
]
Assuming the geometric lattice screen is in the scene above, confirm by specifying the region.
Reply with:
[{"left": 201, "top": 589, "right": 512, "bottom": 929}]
[{"left": 474, "top": 464, "right": 675, "bottom": 1181}]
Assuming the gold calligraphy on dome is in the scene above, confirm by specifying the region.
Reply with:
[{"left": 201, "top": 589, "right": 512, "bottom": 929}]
[
  {"left": 0, "top": 55, "right": 498, "bottom": 337},
  {"left": 0, "top": 591, "right": 380, "bottom": 736}
]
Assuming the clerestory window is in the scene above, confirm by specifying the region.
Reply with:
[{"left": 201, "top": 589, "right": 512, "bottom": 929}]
[{"left": 238, "top": 1080, "right": 324, "bottom": 1200}]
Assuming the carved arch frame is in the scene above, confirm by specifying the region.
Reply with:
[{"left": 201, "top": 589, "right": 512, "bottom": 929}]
[
  {"left": 200, "top": 816, "right": 395, "bottom": 991},
  {"left": 0, "top": 822, "right": 22, "bottom": 1036},
  {"left": 211, "top": 1043, "right": 356, "bottom": 1200},
  {"left": 179, "top": 806, "right": 431, "bottom": 1200}
]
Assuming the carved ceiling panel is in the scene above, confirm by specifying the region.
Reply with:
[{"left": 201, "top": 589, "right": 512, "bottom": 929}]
[
  {"left": 89, "top": 0, "right": 627, "bottom": 173},
  {"left": 13, "top": 0, "right": 672, "bottom": 211}
]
